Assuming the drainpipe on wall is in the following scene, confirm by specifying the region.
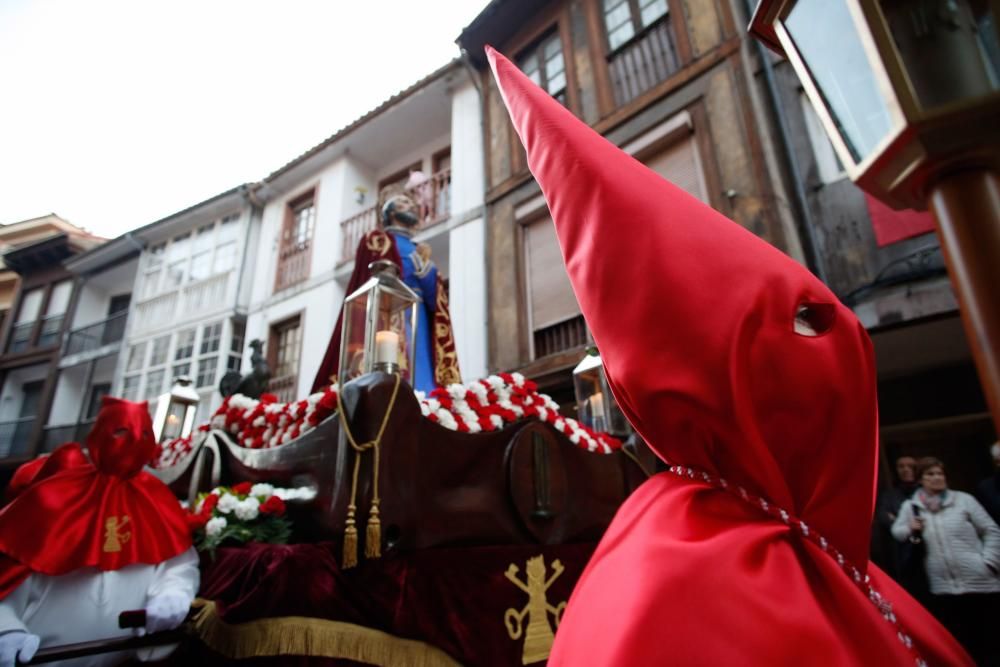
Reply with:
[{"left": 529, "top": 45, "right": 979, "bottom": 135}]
[
  {"left": 460, "top": 48, "right": 493, "bottom": 376},
  {"left": 739, "top": 0, "right": 827, "bottom": 286}
]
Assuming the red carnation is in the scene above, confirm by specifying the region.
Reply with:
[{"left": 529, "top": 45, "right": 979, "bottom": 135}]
[
  {"left": 259, "top": 393, "right": 278, "bottom": 404},
  {"left": 317, "top": 390, "right": 338, "bottom": 413},
  {"left": 186, "top": 513, "right": 209, "bottom": 531},
  {"left": 260, "top": 495, "right": 286, "bottom": 516},
  {"left": 200, "top": 493, "right": 220, "bottom": 515},
  {"left": 232, "top": 481, "right": 253, "bottom": 496}
]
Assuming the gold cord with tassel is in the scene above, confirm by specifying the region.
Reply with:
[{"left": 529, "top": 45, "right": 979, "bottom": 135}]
[{"left": 337, "top": 373, "right": 402, "bottom": 568}]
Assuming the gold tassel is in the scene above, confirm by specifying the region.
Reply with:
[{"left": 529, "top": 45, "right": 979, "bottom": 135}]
[
  {"left": 343, "top": 504, "right": 358, "bottom": 569},
  {"left": 365, "top": 501, "right": 381, "bottom": 559}
]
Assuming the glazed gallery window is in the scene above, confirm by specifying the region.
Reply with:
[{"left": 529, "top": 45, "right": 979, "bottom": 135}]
[
  {"left": 517, "top": 32, "right": 567, "bottom": 105},
  {"left": 603, "top": 0, "right": 669, "bottom": 51},
  {"left": 139, "top": 213, "right": 241, "bottom": 300}
]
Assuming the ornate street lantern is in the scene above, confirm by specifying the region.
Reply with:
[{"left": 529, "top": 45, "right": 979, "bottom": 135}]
[
  {"left": 152, "top": 376, "right": 200, "bottom": 443},
  {"left": 750, "top": 0, "right": 1000, "bottom": 431},
  {"left": 573, "top": 349, "right": 631, "bottom": 436},
  {"left": 338, "top": 260, "right": 420, "bottom": 386}
]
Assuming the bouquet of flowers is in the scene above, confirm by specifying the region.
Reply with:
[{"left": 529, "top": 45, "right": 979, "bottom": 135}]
[{"left": 187, "top": 482, "right": 293, "bottom": 553}]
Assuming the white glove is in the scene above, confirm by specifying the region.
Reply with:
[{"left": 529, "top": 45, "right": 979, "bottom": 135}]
[
  {"left": 144, "top": 591, "right": 191, "bottom": 634},
  {"left": 0, "top": 631, "right": 39, "bottom": 667}
]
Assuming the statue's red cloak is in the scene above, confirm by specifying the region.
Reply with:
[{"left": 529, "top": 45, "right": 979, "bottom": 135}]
[{"left": 312, "top": 229, "right": 461, "bottom": 392}]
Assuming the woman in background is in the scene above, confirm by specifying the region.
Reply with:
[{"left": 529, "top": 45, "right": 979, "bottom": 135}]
[{"left": 893, "top": 456, "right": 1000, "bottom": 665}]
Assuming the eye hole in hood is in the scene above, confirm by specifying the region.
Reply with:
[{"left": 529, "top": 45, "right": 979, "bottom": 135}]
[{"left": 794, "top": 303, "right": 836, "bottom": 337}]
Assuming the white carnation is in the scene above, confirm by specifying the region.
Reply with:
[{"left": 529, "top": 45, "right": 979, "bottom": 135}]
[
  {"left": 206, "top": 517, "right": 227, "bottom": 537},
  {"left": 217, "top": 493, "right": 239, "bottom": 514},
  {"left": 234, "top": 497, "right": 260, "bottom": 521},
  {"left": 250, "top": 483, "right": 274, "bottom": 498}
]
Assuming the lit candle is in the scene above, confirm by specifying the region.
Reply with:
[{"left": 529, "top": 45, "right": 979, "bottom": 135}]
[
  {"left": 589, "top": 391, "right": 605, "bottom": 419},
  {"left": 374, "top": 330, "right": 399, "bottom": 365}
]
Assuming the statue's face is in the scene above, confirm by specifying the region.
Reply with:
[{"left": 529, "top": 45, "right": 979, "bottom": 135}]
[{"left": 390, "top": 196, "right": 419, "bottom": 227}]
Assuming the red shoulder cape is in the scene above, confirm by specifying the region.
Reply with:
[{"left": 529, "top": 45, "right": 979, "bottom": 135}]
[{"left": 0, "top": 401, "right": 192, "bottom": 600}]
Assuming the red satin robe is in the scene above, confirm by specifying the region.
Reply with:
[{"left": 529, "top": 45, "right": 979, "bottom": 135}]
[{"left": 486, "top": 46, "right": 971, "bottom": 666}]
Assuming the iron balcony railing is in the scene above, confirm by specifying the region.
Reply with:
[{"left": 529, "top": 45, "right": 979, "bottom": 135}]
[
  {"left": 64, "top": 310, "right": 129, "bottom": 356},
  {"left": 0, "top": 417, "right": 36, "bottom": 459},
  {"left": 41, "top": 420, "right": 95, "bottom": 453}
]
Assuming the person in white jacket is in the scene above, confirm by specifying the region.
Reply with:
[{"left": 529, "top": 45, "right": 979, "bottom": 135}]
[{"left": 893, "top": 456, "right": 1000, "bottom": 665}]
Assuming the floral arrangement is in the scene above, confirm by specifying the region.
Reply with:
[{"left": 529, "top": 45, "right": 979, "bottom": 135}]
[
  {"left": 187, "top": 482, "right": 295, "bottom": 553},
  {"left": 419, "top": 373, "right": 622, "bottom": 453},
  {"left": 153, "top": 373, "right": 621, "bottom": 469},
  {"left": 153, "top": 384, "right": 339, "bottom": 468}
]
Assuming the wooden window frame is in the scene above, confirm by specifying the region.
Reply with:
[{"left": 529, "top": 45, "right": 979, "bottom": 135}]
[
  {"left": 599, "top": 0, "right": 671, "bottom": 55},
  {"left": 267, "top": 312, "right": 304, "bottom": 401},
  {"left": 505, "top": 14, "right": 580, "bottom": 175},
  {"left": 274, "top": 189, "right": 317, "bottom": 292}
]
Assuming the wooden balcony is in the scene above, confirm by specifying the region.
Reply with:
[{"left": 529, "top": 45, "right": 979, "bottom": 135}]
[
  {"left": 607, "top": 18, "right": 680, "bottom": 107},
  {"left": 275, "top": 239, "right": 312, "bottom": 292},
  {"left": 340, "top": 167, "right": 452, "bottom": 263},
  {"left": 534, "top": 313, "right": 589, "bottom": 359}
]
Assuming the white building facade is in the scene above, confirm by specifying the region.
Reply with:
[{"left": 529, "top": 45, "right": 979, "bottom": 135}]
[
  {"left": 112, "top": 187, "right": 260, "bottom": 422},
  {"left": 245, "top": 61, "right": 487, "bottom": 401}
]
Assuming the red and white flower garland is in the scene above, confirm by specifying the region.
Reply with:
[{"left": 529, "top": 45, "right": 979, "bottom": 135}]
[
  {"left": 418, "top": 373, "right": 622, "bottom": 453},
  {"left": 152, "top": 373, "right": 621, "bottom": 469}
]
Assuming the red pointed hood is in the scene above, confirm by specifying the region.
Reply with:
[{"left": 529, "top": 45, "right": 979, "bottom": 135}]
[
  {"left": 487, "top": 46, "right": 878, "bottom": 566},
  {"left": 86, "top": 397, "right": 158, "bottom": 478}
]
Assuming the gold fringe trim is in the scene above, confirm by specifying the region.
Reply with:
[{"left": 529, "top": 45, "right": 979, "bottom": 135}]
[{"left": 190, "top": 599, "right": 459, "bottom": 667}]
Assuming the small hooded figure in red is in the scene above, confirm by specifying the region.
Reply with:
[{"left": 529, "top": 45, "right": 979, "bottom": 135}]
[
  {"left": 0, "top": 397, "right": 198, "bottom": 666},
  {"left": 486, "top": 46, "right": 972, "bottom": 666}
]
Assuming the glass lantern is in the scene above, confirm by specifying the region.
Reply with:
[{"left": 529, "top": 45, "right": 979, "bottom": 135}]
[
  {"left": 152, "top": 376, "right": 200, "bottom": 443},
  {"left": 750, "top": 0, "right": 1000, "bottom": 209},
  {"left": 338, "top": 260, "right": 420, "bottom": 386},
  {"left": 572, "top": 349, "right": 631, "bottom": 436}
]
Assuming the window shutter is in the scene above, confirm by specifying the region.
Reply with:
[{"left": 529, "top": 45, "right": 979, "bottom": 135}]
[
  {"left": 524, "top": 215, "right": 580, "bottom": 330},
  {"left": 643, "top": 133, "right": 708, "bottom": 203}
]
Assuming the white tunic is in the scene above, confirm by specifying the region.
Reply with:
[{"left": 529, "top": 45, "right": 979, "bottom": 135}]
[{"left": 0, "top": 547, "right": 199, "bottom": 667}]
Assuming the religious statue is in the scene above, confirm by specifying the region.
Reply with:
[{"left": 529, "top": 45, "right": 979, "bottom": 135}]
[{"left": 312, "top": 194, "right": 461, "bottom": 393}]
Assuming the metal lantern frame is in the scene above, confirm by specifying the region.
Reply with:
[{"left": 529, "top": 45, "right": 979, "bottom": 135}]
[
  {"left": 572, "top": 351, "right": 631, "bottom": 437},
  {"left": 750, "top": 0, "right": 1000, "bottom": 210},
  {"left": 152, "top": 375, "right": 200, "bottom": 443},
  {"left": 337, "top": 260, "right": 420, "bottom": 387}
]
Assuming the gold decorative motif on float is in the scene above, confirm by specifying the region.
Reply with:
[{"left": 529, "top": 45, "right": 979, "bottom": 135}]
[
  {"left": 504, "top": 554, "right": 566, "bottom": 665},
  {"left": 103, "top": 515, "right": 132, "bottom": 553}
]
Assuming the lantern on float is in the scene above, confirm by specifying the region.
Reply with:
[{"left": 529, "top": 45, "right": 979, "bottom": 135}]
[
  {"left": 338, "top": 260, "right": 420, "bottom": 385},
  {"left": 152, "top": 376, "right": 199, "bottom": 443},
  {"left": 573, "top": 348, "right": 631, "bottom": 436}
]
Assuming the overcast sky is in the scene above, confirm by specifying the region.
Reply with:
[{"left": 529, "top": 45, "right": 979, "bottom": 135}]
[{"left": 0, "top": 0, "right": 488, "bottom": 238}]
